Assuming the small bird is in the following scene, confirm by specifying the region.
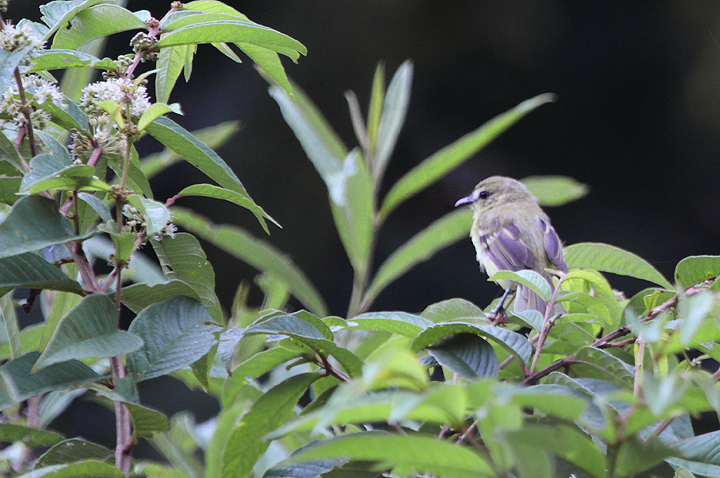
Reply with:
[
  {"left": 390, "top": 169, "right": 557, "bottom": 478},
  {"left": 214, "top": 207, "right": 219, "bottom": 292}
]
[{"left": 455, "top": 176, "right": 568, "bottom": 314}]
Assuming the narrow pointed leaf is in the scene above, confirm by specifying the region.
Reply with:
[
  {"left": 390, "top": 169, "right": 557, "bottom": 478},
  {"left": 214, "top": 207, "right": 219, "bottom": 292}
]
[
  {"left": 172, "top": 208, "right": 328, "bottom": 316},
  {"left": 38, "top": 0, "right": 105, "bottom": 39},
  {"left": 365, "top": 208, "right": 473, "bottom": 306},
  {"left": 126, "top": 296, "right": 219, "bottom": 382},
  {"left": 138, "top": 103, "right": 183, "bottom": 131},
  {"left": 30, "top": 49, "right": 117, "bottom": 72},
  {"left": 379, "top": 93, "right": 556, "bottom": 219},
  {"left": 34, "top": 294, "right": 143, "bottom": 370},
  {"left": 521, "top": 175, "right": 589, "bottom": 207},
  {"left": 0, "top": 130, "right": 24, "bottom": 171},
  {"left": 348, "top": 311, "right": 433, "bottom": 337},
  {"left": 240, "top": 42, "right": 294, "bottom": 97},
  {"left": 51, "top": 4, "right": 147, "bottom": 50},
  {"left": 564, "top": 242, "right": 673, "bottom": 289},
  {"left": 156, "top": 45, "right": 187, "bottom": 103},
  {"left": 373, "top": 61, "right": 413, "bottom": 180}
]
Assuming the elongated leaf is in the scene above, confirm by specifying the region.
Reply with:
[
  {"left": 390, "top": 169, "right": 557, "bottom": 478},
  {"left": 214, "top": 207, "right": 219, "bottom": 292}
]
[
  {"left": 151, "top": 233, "right": 223, "bottom": 322},
  {"left": 34, "top": 294, "right": 143, "bottom": 370},
  {"left": 428, "top": 333, "right": 498, "bottom": 379},
  {"left": 675, "top": 256, "right": 720, "bottom": 288},
  {"left": 126, "top": 402, "right": 170, "bottom": 437},
  {"left": 0, "top": 195, "right": 95, "bottom": 259},
  {"left": 364, "top": 208, "right": 473, "bottom": 307},
  {"left": 119, "top": 280, "right": 201, "bottom": 314},
  {"left": 0, "top": 252, "right": 82, "bottom": 298},
  {"left": 51, "top": 4, "right": 147, "bottom": 50},
  {"left": 138, "top": 103, "right": 183, "bottom": 131},
  {"left": 0, "top": 423, "right": 63, "bottom": 447},
  {"left": 488, "top": 269, "right": 552, "bottom": 302},
  {"left": 348, "top": 311, "right": 433, "bottom": 337},
  {"left": 220, "top": 373, "right": 322, "bottom": 478},
  {"left": 145, "top": 117, "right": 246, "bottom": 194},
  {"left": 177, "top": 183, "right": 278, "bottom": 233},
  {"left": 157, "top": 20, "right": 306, "bottom": 60},
  {"left": 564, "top": 243, "right": 673, "bottom": 289},
  {"left": 574, "top": 347, "right": 635, "bottom": 387},
  {"left": 0, "top": 352, "right": 100, "bottom": 409},
  {"left": 222, "top": 347, "right": 300, "bottom": 408},
  {"left": 240, "top": 42, "right": 294, "bottom": 97},
  {"left": 412, "top": 322, "right": 532, "bottom": 365},
  {"left": 37, "top": 438, "right": 112, "bottom": 467},
  {"left": 172, "top": 208, "right": 328, "bottom": 316},
  {"left": 126, "top": 296, "right": 219, "bottom": 382},
  {"left": 669, "top": 430, "right": 720, "bottom": 475},
  {"left": 373, "top": 60, "right": 413, "bottom": 182},
  {"left": 245, "top": 313, "right": 328, "bottom": 341},
  {"left": 421, "top": 298, "right": 487, "bottom": 323},
  {"left": 0, "top": 293, "right": 19, "bottom": 359},
  {"left": 285, "top": 431, "right": 494, "bottom": 478},
  {"left": 16, "top": 461, "right": 124, "bottom": 477},
  {"left": 38, "top": 0, "right": 105, "bottom": 39},
  {"left": 34, "top": 96, "right": 90, "bottom": 133},
  {"left": 30, "top": 49, "right": 117, "bottom": 72},
  {"left": 379, "top": 93, "right": 556, "bottom": 220},
  {"left": 156, "top": 45, "right": 187, "bottom": 103},
  {"left": 521, "top": 175, "right": 589, "bottom": 207},
  {"left": 0, "top": 130, "right": 24, "bottom": 171}
]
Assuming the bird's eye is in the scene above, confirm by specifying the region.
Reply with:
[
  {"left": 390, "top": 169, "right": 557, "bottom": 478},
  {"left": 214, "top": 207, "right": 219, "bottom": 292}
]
[{"left": 478, "top": 190, "right": 490, "bottom": 200}]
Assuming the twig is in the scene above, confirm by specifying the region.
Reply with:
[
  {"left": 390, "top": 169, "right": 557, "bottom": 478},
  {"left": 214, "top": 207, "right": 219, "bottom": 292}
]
[{"left": 14, "top": 69, "right": 37, "bottom": 158}]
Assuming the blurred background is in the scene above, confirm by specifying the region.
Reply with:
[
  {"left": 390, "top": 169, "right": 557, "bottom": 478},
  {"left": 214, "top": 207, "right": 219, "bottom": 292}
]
[{"left": 10, "top": 0, "right": 720, "bottom": 453}]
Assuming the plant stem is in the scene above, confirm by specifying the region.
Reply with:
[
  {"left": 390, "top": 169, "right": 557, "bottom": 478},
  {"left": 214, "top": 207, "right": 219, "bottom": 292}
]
[{"left": 13, "top": 69, "right": 37, "bottom": 159}]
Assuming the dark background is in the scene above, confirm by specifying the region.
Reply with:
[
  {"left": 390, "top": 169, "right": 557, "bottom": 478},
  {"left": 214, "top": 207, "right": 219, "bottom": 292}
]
[{"left": 10, "top": 0, "right": 720, "bottom": 454}]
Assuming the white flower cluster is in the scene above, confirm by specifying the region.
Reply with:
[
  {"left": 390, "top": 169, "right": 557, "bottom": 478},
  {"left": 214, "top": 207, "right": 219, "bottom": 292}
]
[
  {"left": 0, "top": 74, "right": 64, "bottom": 132},
  {"left": 79, "top": 78, "right": 151, "bottom": 120},
  {"left": 0, "top": 23, "right": 44, "bottom": 54}
]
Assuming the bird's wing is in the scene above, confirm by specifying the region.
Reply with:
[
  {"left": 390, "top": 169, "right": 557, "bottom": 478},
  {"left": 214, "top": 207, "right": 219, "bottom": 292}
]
[
  {"left": 537, "top": 217, "right": 568, "bottom": 273},
  {"left": 478, "top": 223, "right": 535, "bottom": 272}
]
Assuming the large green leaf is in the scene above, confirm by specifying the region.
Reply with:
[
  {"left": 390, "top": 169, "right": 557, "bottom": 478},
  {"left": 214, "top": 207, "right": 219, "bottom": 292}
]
[
  {"left": 347, "top": 311, "right": 433, "bottom": 337},
  {"left": 151, "top": 233, "right": 223, "bottom": 322},
  {"left": 220, "top": 373, "right": 322, "bottom": 478},
  {"left": 364, "top": 208, "right": 473, "bottom": 307},
  {"left": 30, "top": 49, "right": 117, "bottom": 72},
  {"left": 0, "top": 252, "right": 82, "bottom": 302},
  {"left": 155, "top": 44, "right": 188, "bottom": 103},
  {"left": 573, "top": 347, "right": 635, "bottom": 388},
  {"left": 177, "top": 183, "right": 278, "bottom": 233},
  {"left": 34, "top": 294, "right": 143, "bottom": 370},
  {"left": 144, "top": 117, "right": 247, "bottom": 195},
  {"left": 119, "top": 280, "right": 201, "bottom": 314},
  {"left": 675, "top": 256, "right": 720, "bottom": 288},
  {"left": 0, "top": 130, "right": 25, "bottom": 171},
  {"left": 0, "top": 293, "right": 19, "bottom": 359},
  {"left": 172, "top": 208, "right": 328, "bottom": 316},
  {"left": 38, "top": 0, "right": 105, "bottom": 40},
  {"left": 564, "top": 243, "right": 673, "bottom": 290},
  {"left": 488, "top": 269, "right": 552, "bottom": 302},
  {"left": 126, "top": 296, "right": 219, "bottom": 382},
  {"left": 125, "top": 402, "right": 171, "bottom": 437},
  {"left": 16, "top": 461, "right": 124, "bottom": 477},
  {"left": 157, "top": 19, "right": 306, "bottom": 60},
  {"left": 36, "top": 438, "right": 113, "bottom": 467},
  {"left": 428, "top": 333, "right": 498, "bottom": 379},
  {"left": 412, "top": 322, "right": 532, "bottom": 366},
  {"left": 51, "top": 4, "right": 147, "bottom": 50},
  {"left": 421, "top": 298, "right": 487, "bottom": 323},
  {"left": 521, "top": 175, "right": 589, "bottom": 207},
  {"left": 669, "top": 430, "right": 720, "bottom": 476},
  {"left": 0, "top": 352, "right": 100, "bottom": 409},
  {"left": 379, "top": 93, "right": 556, "bottom": 220},
  {"left": 0, "top": 423, "right": 63, "bottom": 447},
  {"left": 0, "top": 196, "right": 95, "bottom": 259},
  {"left": 284, "top": 431, "right": 494, "bottom": 478}
]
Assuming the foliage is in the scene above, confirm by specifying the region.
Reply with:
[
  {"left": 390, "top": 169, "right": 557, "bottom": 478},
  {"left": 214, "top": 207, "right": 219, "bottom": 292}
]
[{"left": 1, "top": 2, "right": 719, "bottom": 478}]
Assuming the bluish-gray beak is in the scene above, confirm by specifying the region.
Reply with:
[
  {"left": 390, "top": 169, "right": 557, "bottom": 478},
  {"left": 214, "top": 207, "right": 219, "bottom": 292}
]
[{"left": 455, "top": 195, "right": 474, "bottom": 207}]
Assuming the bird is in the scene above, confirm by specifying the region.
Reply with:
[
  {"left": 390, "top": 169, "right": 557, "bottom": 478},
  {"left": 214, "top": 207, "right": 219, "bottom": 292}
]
[{"left": 455, "top": 176, "right": 568, "bottom": 314}]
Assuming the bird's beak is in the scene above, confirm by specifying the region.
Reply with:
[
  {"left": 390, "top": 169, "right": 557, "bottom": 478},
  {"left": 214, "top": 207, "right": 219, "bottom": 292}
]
[{"left": 455, "top": 195, "right": 474, "bottom": 207}]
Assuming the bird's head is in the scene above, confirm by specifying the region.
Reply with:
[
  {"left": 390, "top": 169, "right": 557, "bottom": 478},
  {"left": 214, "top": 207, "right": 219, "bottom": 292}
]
[{"left": 455, "top": 176, "right": 536, "bottom": 212}]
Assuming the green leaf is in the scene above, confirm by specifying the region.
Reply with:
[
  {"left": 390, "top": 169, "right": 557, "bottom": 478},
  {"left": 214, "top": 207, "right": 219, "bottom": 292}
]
[
  {"left": 615, "top": 436, "right": 673, "bottom": 477},
  {"left": 38, "top": 0, "right": 105, "bottom": 40},
  {"left": 510, "top": 384, "right": 588, "bottom": 422},
  {"left": 0, "top": 293, "right": 19, "bottom": 359},
  {"left": 119, "top": 281, "right": 201, "bottom": 314},
  {"left": 421, "top": 298, "right": 487, "bottom": 323},
  {"left": 348, "top": 311, "right": 433, "bottom": 337},
  {"left": 151, "top": 233, "right": 223, "bottom": 322},
  {"left": 144, "top": 116, "right": 247, "bottom": 195},
  {"left": 126, "top": 296, "right": 219, "bottom": 382},
  {"left": 412, "top": 322, "right": 532, "bottom": 365},
  {"left": 574, "top": 347, "right": 635, "bottom": 387},
  {"left": 151, "top": 430, "right": 203, "bottom": 478},
  {"left": 0, "top": 195, "right": 95, "bottom": 259},
  {"left": 329, "top": 149, "right": 374, "bottom": 272},
  {"left": 172, "top": 208, "right": 328, "bottom": 316},
  {"left": 246, "top": 312, "right": 331, "bottom": 340},
  {"left": 220, "top": 373, "right": 322, "bottom": 478},
  {"left": 0, "top": 423, "right": 64, "bottom": 446},
  {"left": 35, "top": 96, "right": 90, "bottom": 134},
  {"left": 521, "top": 175, "right": 589, "bottom": 207},
  {"left": 157, "top": 20, "right": 307, "bottom": 60},
  {"left": 30, "top": 49, "right": 117, "bottom": 72},
  {"left": 669, "top": 430, "right": 720, "bottom": 476},
  {"left": 34, "top": 294, "right": 143, "bottom": 370},
  {"left": 138, "top": 103, "right": 183, "bottom": 131},
  {"left": 0, "top": 324, "right": 44, "bottom": 362},
  {"left": 285, "top": 431, "right": 495, "bottom": 478},
  {"left": 37, "top": 438, "right": 113, "bottom": 466},
  {"left": 379, "top": 93, "right": 556, "bottom": 220},
  {"left": 506, "top": 424, "right": 607, "bottom": 478},
  {"left": 126, "top": 196, "right": 172, "bottom": 236},
  {"left": 428, "top": 333, "right": 498, "bottom": 379},
  {"left": 675, "top": 256, "right": 720, "bottom": 288},
  {"left": 372, "top": 60, "right": 413, "bottom": 183},
  {"left": 564, "top": 243, "right": 673, "bottom": 290},
  {"left": 488, "top": 269, "right": 552, "bottom": 302},
  {"left": 51, "top": 4, "right": 147, "bottom": 50},
  {"left": 0, "top": 252, "right": 82, "bottom": 298},
  {"left": 0, "top": 131, "right": 25, "bottom": 171},
  {"left": 16, "top": 460, "right": 124, "bottom": 477},
  {"left": 241, "top": 42, "right": 294, "bottom": 97},
  {"left": 156, "top": 45, "right": 188, "bottom": 103},
  {"left": 205, "top": 405, "right": 246, "bottom": 478},
  {"left": 77, "top": 192, "right": 111, "bottom": 223},
  {"left": 177, "top": 183, "right": 279, "bottom": 233},
  {"left": 126, "top": 402, "right": 171, "bottom": 437},
  {"left": 364, "top": 208, "right": 473, "bottom": 307},
  {"left": 0, "top": 352, "right": 99, "bottom": 409},
  {"left": 0, "top": 47, "right": 36, "bottom": 101},
  {"left": 222, "top": 347, "right": 300, "bottom": 408}
]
